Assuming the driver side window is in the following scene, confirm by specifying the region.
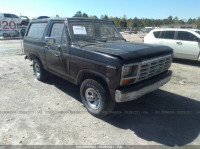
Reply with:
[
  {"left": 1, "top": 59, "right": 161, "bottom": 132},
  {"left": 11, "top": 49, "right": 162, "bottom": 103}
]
[
  {"left": 177, "top": 31, "right": 197, "bottom": 41},
  {"left": 50, "top": 23, "right": 66, "bottom": 44}
]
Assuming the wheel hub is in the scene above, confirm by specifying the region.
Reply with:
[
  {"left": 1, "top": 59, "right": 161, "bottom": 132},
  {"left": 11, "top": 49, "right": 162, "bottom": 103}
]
[
  {"left": 34, "top": 63, "right": 40, "bottom": 77},
  {"left": 85, "top": 88, "right": 101, "bottom": 110}
]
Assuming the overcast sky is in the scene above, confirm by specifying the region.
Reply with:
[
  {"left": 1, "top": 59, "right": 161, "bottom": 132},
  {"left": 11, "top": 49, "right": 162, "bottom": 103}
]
[{"left": 0, "top": 0, "right": 199, "bottom": 20}]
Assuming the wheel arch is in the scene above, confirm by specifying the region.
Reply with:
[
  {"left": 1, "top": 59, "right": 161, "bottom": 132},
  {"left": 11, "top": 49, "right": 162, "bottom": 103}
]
[
  {"left": 29, "top": 53, "right": 44, "bottom": 68},
  {"left": 76, "top": 70, "right": 110, "bottom": 91}
]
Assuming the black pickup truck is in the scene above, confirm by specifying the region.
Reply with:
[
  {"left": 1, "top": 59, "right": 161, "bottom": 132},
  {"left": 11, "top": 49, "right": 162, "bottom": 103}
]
[{"left": 24, "top": 18, "right": 173, "bottom": 117}]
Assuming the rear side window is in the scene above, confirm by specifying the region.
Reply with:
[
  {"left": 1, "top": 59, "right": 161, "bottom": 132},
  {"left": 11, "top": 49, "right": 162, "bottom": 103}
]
[
  {"left": 159, "top": 31, "right": 165, "bottom": 38},
  {"left": 4, "top": 14, "right": 11, "bottom": 18},
  {"left": 164, "top": 31, "right": 175, "bottom": 39},
  {"left": 155, "top": 31, "right": 175, "bottom": 39},
  {"left": 153, "top": 31, "right": 161, "bottom": 38},
  {"left": 177, "top": 31, "right": 197, "bottom": 41},
  {"left": 27, "top": 23, "right": 47, "bottom": 39},
  {"left": 11, "top": 14, "right": 19, "bottom": 18}
]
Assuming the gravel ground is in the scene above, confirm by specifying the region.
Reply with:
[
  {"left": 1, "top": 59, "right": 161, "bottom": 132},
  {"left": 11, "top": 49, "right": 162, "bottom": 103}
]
[
  {"left": 0, "top": 37, "right": 200, "bottom": 147},
  {"left": 121, "top": 32, "right": 146, "bottom": 42}
]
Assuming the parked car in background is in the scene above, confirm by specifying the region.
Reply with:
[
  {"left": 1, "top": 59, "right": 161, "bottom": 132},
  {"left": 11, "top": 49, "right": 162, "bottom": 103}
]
[
  {"left": 32, "top": 16, "right": 50, "bottom": 20},
  {"left": 144, "top": 28, "right": 200, "bottom": 61},
  {"left": 131, "top": 27, "right": 138, "bottom": 34},
  {"left": 0, "top": 13, "right": 22, "bottom": 25},
  {"left": 124, "top": 27, "right": 138, "bottom": 34},
  {"left": 0, "top": 29, "right": 19, "bottom": 38},
  {"left": 143, "top": 27, "right": 153, "bottom": 33},
  {"left": 0, "top": 27, "right": 26, "bottom": 38},
  {"left": 38, "top": 16, "right": 50, "bottom": 19},
  {"left": 16, "top": 27, "right": 26, "bottom": 37},
  {"left": 20, "top": 16, "right": 30, "bottom": 26}
]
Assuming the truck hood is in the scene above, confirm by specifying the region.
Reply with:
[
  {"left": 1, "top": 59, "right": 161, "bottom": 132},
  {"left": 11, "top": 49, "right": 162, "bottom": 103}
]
[{"left": 83, "top": 42, "right": 173, "bottom": 63}]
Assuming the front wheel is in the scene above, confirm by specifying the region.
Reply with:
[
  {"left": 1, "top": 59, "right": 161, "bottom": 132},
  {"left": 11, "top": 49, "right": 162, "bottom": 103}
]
[
  {"left": 21, "top": 29, "right": 25, "bottom": 37},
  {"left": 80, "top": 79, "right": 115, "bottom": 118}
]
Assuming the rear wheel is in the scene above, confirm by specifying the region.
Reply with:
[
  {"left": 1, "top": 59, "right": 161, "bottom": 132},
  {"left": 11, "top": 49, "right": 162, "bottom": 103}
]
[
  {"left": 3, "top": 33, "right": 9, "bottom": 38},
  {"left": 33, "top": 59, "right": 48, "bottom": 81},
  {"left": 80, "top": 79, "right": 115, "bottom": 118}
]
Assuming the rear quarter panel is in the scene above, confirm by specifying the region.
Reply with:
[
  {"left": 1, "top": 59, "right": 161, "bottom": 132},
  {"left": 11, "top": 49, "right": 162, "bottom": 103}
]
[{"left": 23, "top": 21, "right": 50, "bottom": 67}]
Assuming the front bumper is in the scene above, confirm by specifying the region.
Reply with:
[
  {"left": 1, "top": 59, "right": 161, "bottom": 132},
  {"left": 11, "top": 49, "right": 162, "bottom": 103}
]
[{"left": 115, "top": 71, "right": 172, "bottom": 103}]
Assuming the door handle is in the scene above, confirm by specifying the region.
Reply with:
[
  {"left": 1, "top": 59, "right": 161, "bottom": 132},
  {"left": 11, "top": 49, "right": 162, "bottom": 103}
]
[
  {"left": 176, "top": 42, "right": 182, "bottom": 45},
  {"left": 45, "top": 46, "right": 59, "bottom": 57},
  {"left": 49, "top": 49, "right": 59, "bottom": 57}
]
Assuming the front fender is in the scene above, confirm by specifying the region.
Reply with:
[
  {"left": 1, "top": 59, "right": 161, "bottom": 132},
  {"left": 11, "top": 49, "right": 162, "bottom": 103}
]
[{"left": 76, "top": 69, "right": 110, "bottom": 86}]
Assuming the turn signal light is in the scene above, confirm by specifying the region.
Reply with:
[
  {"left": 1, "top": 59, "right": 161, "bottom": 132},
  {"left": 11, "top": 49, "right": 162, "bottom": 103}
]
[{"left": 122, "top": 79, "right": 131, "bottom": 85}]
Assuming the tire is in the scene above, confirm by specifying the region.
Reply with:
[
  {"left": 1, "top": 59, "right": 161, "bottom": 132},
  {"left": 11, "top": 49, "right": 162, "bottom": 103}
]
[
  {"left": 33, "top": 59, "right": 48, "bottom": 81},
  {"left": 21, "top": 29, "right": 25, "bottom": 37},
  {"left": 80, "top": 79, "right": 115, "bottom": 118},
  {"left": 3, "top": 33, "right": 9, "bottom": 38}
]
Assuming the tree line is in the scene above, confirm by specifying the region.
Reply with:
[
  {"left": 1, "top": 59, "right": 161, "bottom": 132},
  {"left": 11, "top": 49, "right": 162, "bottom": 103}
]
[{"left": 73, "top": 11, "right": 200, "bottom": 28}]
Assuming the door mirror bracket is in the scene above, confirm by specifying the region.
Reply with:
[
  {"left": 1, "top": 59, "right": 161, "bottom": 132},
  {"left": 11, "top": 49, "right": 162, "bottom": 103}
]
[{"left": 45, "top": 37, "right": 55, "bottom": 45}]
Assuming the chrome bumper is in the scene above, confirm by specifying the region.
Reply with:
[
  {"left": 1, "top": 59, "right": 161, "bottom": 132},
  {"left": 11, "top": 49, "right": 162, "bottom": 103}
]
[{"left": 115, "top": 74, "right": 171, "bottom": 103}]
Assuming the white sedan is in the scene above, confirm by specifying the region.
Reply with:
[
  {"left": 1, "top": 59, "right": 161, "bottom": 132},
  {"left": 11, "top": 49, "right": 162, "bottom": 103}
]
[{"left": 144, "top": 28, "right": 200, "bottom": 61}]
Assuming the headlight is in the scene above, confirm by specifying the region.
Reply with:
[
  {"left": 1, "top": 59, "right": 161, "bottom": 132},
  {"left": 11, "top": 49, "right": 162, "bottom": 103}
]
[
  {"left": 122, "top": 66, "right": 133, "bottom": 77},
  {"left": 121, "top": 65, "right": 139, "bottom": 85}
]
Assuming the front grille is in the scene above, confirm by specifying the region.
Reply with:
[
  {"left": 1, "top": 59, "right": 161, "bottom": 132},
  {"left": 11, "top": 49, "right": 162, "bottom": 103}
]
[{"left": 136, "top": 55, "right": 172, "bottom": 82}]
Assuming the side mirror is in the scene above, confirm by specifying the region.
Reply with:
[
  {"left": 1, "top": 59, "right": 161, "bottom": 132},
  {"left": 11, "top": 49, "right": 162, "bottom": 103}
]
[{"left": 45, "top": 37, "right": 55, "bottom": 45}]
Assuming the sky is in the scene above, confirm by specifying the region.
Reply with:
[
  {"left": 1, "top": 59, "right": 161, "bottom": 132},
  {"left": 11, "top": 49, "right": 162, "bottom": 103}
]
[{"left": 0, "top": 0, "right": 200, "bottom": 20}]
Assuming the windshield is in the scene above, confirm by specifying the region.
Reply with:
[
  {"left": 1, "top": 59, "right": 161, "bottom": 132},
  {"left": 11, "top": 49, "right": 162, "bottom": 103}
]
[
  {"left": 68, "top": 21, "right": 123, "bottom": 44},
  {"left": 195, "top": 31, "right": 200, "bottom": 35}
]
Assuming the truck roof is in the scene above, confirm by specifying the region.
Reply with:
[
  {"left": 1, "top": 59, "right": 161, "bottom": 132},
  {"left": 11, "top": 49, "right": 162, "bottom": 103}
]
[{"left": 31, "top": 17, "right": 112, "bottom": 23}]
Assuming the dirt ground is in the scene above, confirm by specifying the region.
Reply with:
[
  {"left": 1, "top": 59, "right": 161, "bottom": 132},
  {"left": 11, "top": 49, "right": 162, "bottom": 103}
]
[
  {"left": 121, "top": 32, "right": 146, "bottom": 43},
  {"left": 0, "top": 35, "right": 200, "bottom": 147}
]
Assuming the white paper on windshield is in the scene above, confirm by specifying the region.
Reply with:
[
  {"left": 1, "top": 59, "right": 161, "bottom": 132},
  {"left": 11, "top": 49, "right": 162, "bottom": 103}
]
[{"left": 73, "top": 26, "right": 87, "bottom": 35}]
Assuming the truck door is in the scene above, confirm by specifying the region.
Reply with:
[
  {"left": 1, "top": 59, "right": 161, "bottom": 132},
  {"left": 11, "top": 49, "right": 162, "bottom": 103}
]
[
  {"left": 174, "top": 31, "right": 199, "bottom": 60},
  {"left": 45, "top": 22, "right": 69, "bottom": 76}
]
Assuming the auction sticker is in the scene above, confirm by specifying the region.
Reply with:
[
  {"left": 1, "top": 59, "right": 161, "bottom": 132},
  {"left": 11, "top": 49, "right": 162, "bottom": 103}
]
[{"left": 73, "top": 26, "right": 87, "bottom": 35}]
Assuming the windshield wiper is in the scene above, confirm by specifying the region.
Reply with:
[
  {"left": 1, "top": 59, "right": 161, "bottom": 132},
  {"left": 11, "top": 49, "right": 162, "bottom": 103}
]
[
  {"left": 81, "top": 43, "right": 98, "bottom": 48},
  {"left": 103, "top": 36, "right": 126, "bottom": 41},
  {"left": 106, "top": 37, "right": 126, "bottom": 42},
  {"left": 83, "top": 38, "right": 106, "bottom": 43}
]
